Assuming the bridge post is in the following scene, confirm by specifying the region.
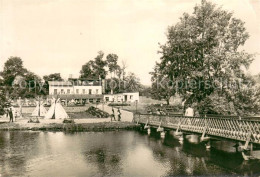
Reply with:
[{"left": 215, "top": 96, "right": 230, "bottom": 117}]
[
  {"left": 147, "top": 127, "right": 151, "bottom": 135},
  {"left": 156, "top": 117, "right": 165, "bottom": 138},
  {"left": 242, "top": 132, "right": 252, "bottom": 151},
  {"left": 205, "top": 140, "right": 211, "bottom": 150},
  {"left": 200, "top": 126, "right": 209, "bottom": 142},
  {"left": 160, "top": 131, "right": 166, "bottom": 138},
  {"left": 144, "top": 116, "right": 151, "bottom": 135}
]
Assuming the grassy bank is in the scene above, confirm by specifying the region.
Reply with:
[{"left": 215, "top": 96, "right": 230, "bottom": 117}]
[{"left": 0, "top": 121, "right": 140, "bottom": 132}]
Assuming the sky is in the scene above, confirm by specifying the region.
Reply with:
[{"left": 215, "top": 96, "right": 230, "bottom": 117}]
[{"left": 0, "top": 0, "right": 259, "bottom": 85}]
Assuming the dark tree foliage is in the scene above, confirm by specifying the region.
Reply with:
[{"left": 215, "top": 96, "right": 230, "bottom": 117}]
[
  {"left": 43, "top": 73, "right": 64, "bottom": 95},
  {"left": 104, "top": 72, "right": 142, "bottom": 94},
  {"left": 80, "top": 51, "right": 107, "bottom": 79},
  {"left": 0, "top": 57, "right": 44, "bottom": 99},
  {"left": 43, "top": 73, "right": 63, "bottom": 82}
]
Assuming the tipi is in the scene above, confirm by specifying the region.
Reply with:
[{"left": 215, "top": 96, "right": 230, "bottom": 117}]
[
  {"left": 31, "top": 99, "right": 47, "bottom": 117},
  {"left": 45, "top": 98, "right": 69, "bottom": 119}
]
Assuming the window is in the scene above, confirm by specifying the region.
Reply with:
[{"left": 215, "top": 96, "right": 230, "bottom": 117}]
[
  {"left": 67, "top": 89, "right": 70, "bottom": 94},
  {"left": 96, "top": 89, "right": 99, "bottom": 94},
  {"left": 54, "top": 89, "right": 57, "bottom": 95},
  {"left": 105, "top": 97, "right": 109, "bottom": 101},
  {"left": 89, "top": 89, "right": 92, "bottom": 95},
  {"left": 130, "top": 95, "right": 133, "bottom": 100},
  {"left": 76, "top": 89, "right": 79, "bottom": 94},
  {"left": 89, "top": 98, "right": 93, "bottom": 103},
  {"left": 82, "top": 89, "right": 85, "bottom": 94},
  {"left": 61, "top": 89, "right": 64, "bottom": 94}
]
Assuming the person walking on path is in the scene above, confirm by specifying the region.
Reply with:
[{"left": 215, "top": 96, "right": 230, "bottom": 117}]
[
  {"left": 9, "top": 106, "right": 14, "bottom": 123},
  {"left": 111, "top": 107, "right": 115, "bottom": 121},
  {"left": 117, "top": 108, "right": 121, "bottom": 121}
]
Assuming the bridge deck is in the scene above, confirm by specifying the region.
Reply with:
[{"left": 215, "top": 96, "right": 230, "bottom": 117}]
[{"left": 134, "top": 114, "right": 260, "bottom": 144}]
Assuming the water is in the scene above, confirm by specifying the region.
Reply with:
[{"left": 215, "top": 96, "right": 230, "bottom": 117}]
[{"left": 0, "top": 131, "right": 260, "bottom": 177}]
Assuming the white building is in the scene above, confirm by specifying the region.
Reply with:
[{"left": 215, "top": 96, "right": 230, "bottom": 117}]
[
  {"left": 48, "top": 80, "right": 102, "bottom": 95},
  {"left": 48, "top": 79, "right": 103, "bottom": 103},
  {"left": 104, "top": 92, "right": 139, "bottom": 103}
]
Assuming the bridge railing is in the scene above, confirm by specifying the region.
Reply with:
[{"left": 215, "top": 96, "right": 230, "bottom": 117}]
[{"left": 134, "top": 113, "right": 260, "bottom": 144}]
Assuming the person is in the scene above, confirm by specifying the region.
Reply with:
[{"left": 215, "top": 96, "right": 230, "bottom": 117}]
[
  {"left": 185, "top": 106, "right": 194, "bottom": 117},
  {"left": 117, "top": 108, "right": 121, "bottom": 121},
  {"left": 9, "top": 106, "right": 14, "bottom": 122},
  {"left": 111, "top": 108, "right": 115, "bottom": 121}
]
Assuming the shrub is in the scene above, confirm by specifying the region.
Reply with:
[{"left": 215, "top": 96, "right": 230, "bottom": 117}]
[
  {"left": 108, "top": 103, "right": 130, "bottom": 107},
  {"left": 63, "top": 119, "right": 75, "bottom": 123},
  {"left": 86, "top": 106, "right": 109, "bottom": 118}
]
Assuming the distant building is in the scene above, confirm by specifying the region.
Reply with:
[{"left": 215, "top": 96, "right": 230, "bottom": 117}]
[
  {"left": 104, "top": 92, "right": 139, "bottom": 103},
  {"left": 48, "top": 78, "right": 103, "bottom": 103}
]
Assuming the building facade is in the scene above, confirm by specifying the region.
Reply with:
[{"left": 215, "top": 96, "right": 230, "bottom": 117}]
[
  {"left": 48, "top": 78, "right": 103, "bottom": 103},
  {"left": 103, "top": 92, "right": 139, "bottom": 103}
]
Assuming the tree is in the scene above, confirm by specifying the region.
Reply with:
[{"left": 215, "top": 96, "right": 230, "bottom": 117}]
[
  {"left": 0, "top": 56, "right": 28, "bottom": 86},
  {"left": 80, "top": 51, "right": 107, "bottom": 79},
  {"left": 0, "top": 77, "right": 7, "bottom": 115},
  {"left": 106, "top": 54, "right": 119, "bottom": 78},
  {"left": 92, "top": 51, "right": 107, "bottom": 79},
  {"left": 0, "top": 56, "right": 44, "bottom": 98},
  {"left": 43, "top": 73, "right": 63, "bottom": 82},
  {"left": 80, "top": 60, "right": 95, "bottom": 79},
  {"left": 155, "top": 0, "right": 256, "bottom": 115},
  {"left": 124, "top": 72, "right": 142, "bottom": 92},
  {"left": 121, "top": 60, "right": 128, "bottom": 80},
  {"left": 150, "top": 62, "right": 175, "bottom": 105},
  {"left": 43, "top": 73, "right": 64, "bottom": 95}
]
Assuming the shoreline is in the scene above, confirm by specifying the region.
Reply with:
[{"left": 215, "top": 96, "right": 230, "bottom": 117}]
[{"left": 0, "top": 119, "right": 140, "bottom": 132}]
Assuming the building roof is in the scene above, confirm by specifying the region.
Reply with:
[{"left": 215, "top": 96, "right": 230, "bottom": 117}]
[
  {"left": 48, "top": 81, "right": 73, "bottom": 86},
  {"left": 69, "top": 77, "right": 100, "bottom": 81},
  {"left": 48, "top": 80, "right": 102, "bottom": 86}
]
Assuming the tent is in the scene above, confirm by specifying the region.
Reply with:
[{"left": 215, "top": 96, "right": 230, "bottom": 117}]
[
  {"left": 45, "top": 98, "right": 69, "bottom": 119},
  {"left": 31, "top": 100, "right": 47, "bottom": 117}
]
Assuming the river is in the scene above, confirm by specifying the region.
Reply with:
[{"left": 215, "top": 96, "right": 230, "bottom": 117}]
[{"left": 0, "top": 130, "right": 260, "bottom": 176}]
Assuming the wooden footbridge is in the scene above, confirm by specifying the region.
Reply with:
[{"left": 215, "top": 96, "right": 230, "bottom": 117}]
[{"left": 134, "top": 113, "right": 260, "bottom": 150}]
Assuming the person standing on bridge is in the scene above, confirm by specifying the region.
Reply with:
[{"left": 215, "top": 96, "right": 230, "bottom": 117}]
[
  {"left": 185, "top": 105, "right": 194, "bottom": 125},
  {"left": 185, "top": 106, "right": 194, "bottom": 117}
]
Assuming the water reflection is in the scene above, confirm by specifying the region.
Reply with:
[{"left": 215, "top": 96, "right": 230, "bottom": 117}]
[{"left": 0, "top": 131, "right": 260, "bottom": 176}]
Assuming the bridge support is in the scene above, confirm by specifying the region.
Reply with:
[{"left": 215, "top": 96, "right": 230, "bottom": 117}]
[
  {"left": 200, "top": 126, "right": 209, "bottom": 142},
  {"left": 241, "top": 132, "right": 252, "bottom": 151},
  {"left": 147, "top": 127, "right": 151, "bottom": 135},
  {"left": 174, "top": 121, "right": 183, "bottom": 138},
  {"left": 160, "top": 131, "right": 166, "bottom": 139},
  {"left": 205, "top": 140, "right": 211, "bottom": 150},
  {"left": 178, "top": 135, "right": 184, "bottom": 141}
]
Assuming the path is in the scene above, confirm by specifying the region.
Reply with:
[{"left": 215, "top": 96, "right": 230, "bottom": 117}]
[{"left": 97, "top": 104, "right": 134, "bottom": 122}]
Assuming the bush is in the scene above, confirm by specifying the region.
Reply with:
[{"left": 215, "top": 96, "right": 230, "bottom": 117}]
[
  {"left": 28, "top": 118, "right": 40, "bottom": 123},
  {"left": 108, "top": 103, "right": 130, "bottom": 107},
  {"left": 86, "top": 106, "right": 110, "bottom": 118},
  {"left": 63, "top": 119, "right": 75, "bottom": 123}
]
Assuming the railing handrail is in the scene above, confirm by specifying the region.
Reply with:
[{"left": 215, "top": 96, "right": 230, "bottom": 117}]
[{"left": 134, "top": 113, "right": 260, "bottom": 122}]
